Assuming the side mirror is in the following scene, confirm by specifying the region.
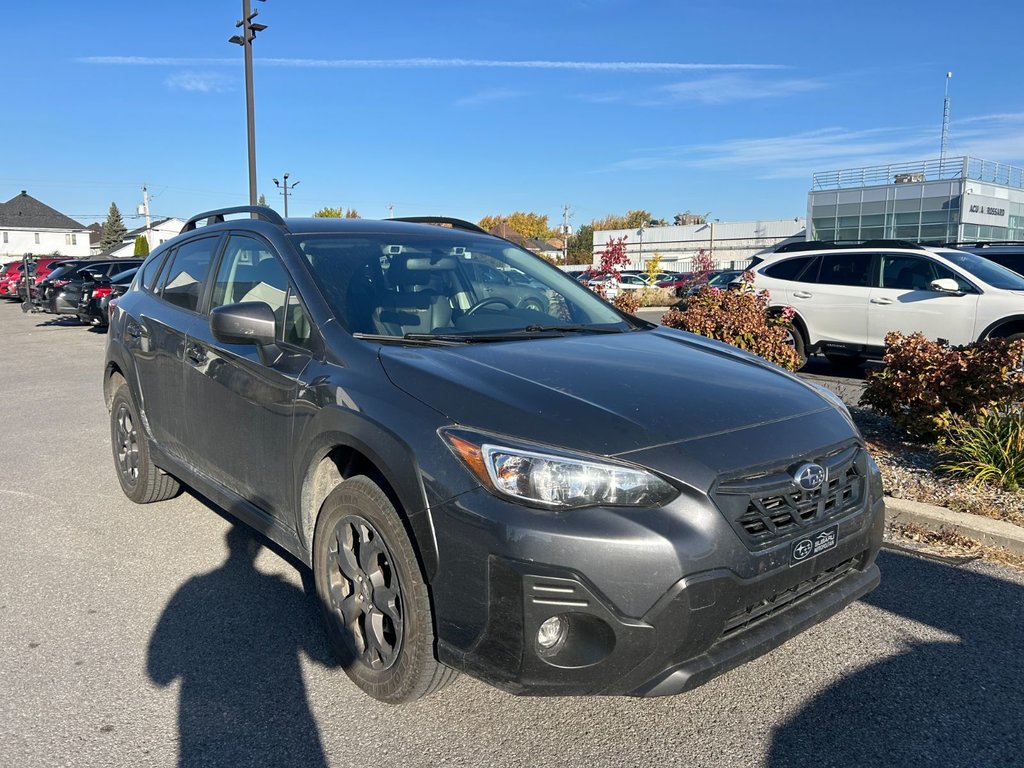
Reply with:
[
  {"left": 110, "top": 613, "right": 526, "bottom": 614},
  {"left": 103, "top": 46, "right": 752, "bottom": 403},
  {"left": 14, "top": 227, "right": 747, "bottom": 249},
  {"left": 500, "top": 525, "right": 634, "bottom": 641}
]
[
  {"left": 210, "top": 301, "right": 278, "bottom": 347},
  {"left": 930, "top": 278, "right": 963, "bottom": 294}
]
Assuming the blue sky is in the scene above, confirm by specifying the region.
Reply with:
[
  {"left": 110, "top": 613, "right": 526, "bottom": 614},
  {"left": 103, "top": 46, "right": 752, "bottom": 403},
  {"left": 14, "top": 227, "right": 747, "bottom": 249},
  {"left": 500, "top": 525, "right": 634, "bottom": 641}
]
[{"left": 2, "top": 0, "right": 1023, "bottom": 230}]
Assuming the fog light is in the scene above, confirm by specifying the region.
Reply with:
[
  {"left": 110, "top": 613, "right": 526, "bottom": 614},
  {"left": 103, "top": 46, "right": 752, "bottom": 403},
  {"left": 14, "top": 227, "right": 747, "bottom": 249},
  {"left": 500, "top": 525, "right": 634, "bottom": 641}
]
[{"left": 537, "top": 615, "right": 567, "bottom": 650}]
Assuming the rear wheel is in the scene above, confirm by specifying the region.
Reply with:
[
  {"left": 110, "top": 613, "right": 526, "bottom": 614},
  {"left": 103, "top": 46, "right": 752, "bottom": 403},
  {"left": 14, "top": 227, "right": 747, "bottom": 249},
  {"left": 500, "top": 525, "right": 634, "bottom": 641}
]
[
  {"left": 783, "top": 325, "right": 808, "bottom": 370},
  {"left": 313, "top": 476, "right": 456, "bottom": 703},
  {"left": 110, "top": 383, "right": 180, "bottom": 503}
]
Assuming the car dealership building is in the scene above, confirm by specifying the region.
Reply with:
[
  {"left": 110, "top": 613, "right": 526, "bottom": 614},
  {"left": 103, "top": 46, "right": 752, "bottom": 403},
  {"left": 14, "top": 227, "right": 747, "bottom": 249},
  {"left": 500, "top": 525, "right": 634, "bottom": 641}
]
[{"left": 807, "top": 156, "right": 1024, "bottom": 245}]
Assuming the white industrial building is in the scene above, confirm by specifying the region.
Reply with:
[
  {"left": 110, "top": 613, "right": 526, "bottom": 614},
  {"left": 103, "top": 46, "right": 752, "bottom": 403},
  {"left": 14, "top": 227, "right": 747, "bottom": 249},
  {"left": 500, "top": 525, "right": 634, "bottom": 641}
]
[
  {"left": 592, "top": 218, "right": 806, "bottom": 272},
  {"left": 0, "top": 191, "right": 92, "bottom": 259}
]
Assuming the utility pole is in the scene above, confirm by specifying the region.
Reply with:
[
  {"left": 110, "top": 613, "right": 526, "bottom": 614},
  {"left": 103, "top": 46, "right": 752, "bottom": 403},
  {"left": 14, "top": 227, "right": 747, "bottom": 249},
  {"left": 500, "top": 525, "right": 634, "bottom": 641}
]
[
  {"left": 141, "top": 185, "right": 152, "bottom": 249},
  {"left": 273, "top": 173, "right": 299, "bottom": 216},
  {"left": 940, "top": 71, "right": 953, "bottom": 172},
  {"left": 229, "top": 0, "right": 268, "bottom": 207},
  {"left": 387, "top": 203, "right": 394, "bottom": 219},
  {"left": 561, "top": 204, "right": 571, "bottom": 263}
]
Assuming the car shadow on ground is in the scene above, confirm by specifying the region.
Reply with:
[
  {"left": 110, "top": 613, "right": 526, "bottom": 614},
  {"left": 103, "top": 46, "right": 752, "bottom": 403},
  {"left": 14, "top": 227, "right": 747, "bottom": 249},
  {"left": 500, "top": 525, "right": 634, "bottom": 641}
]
[
  {"left": 147, "top": 520, "right": 339, "bottom": 767},
  {"left": 767, "top": 549, "right": 1024, "bottom": 767}
]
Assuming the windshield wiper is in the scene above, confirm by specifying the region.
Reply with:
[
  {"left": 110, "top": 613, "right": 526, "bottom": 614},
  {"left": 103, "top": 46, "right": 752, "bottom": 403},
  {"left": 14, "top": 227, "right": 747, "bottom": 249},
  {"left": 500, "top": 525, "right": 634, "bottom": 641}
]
[
  {"left": 353, "top": 332, "right": 470, "bottom": 346},
  {"left": 521, "top": 324, "right": 625, "bottom": 334}
]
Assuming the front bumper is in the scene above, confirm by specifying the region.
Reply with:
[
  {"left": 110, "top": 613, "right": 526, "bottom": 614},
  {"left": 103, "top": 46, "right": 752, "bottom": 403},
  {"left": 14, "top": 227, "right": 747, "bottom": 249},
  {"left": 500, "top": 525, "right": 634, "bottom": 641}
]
[{"left": 432, "top": 488, "right": 884, "bottom": 697}]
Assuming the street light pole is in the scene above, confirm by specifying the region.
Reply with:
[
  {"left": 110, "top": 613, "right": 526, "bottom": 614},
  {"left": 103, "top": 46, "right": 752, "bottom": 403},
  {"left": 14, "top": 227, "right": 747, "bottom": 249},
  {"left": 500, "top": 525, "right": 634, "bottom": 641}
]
[
  {"left": 273, "top": 173, "right": 299, "bottom": 217},
  {"left": 229, "top": 0, "right": 268, "bottom": 207}
]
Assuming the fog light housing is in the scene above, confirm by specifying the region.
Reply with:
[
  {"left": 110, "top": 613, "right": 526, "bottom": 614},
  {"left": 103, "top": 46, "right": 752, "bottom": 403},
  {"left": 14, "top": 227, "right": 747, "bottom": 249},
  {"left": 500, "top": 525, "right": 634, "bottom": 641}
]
[{"left": 537, "top": 615, "right": 567, "bottom": 650}]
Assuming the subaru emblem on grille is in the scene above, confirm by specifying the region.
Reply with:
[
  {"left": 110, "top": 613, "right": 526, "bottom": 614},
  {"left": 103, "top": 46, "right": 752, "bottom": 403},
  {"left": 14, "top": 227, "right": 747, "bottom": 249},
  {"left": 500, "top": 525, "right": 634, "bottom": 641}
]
[{"left": 793, "top": 463, "right": 826, "bottom": 492}]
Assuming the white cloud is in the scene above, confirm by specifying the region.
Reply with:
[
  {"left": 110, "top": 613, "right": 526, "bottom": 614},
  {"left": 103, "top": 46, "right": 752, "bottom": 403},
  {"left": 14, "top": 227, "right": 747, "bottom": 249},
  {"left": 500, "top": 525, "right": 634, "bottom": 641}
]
[
  {"left": 654, "top": 75, "right": 824, "bottom": 105},
  {"left": 454, "top": 88, "right": 528, "bottom": 107},
  {"left": 80, "top": 55, "right": 785, "bottom": 73},
  {"left": 164, "top": 71, "right": 232, "bottom": 93}
]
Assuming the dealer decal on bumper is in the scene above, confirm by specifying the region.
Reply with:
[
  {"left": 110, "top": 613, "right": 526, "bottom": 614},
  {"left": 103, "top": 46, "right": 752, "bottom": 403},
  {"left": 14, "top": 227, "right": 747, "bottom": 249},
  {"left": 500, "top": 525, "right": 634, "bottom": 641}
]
[{"left": 790, "top": 524, "right": 839, "bottom": 566}]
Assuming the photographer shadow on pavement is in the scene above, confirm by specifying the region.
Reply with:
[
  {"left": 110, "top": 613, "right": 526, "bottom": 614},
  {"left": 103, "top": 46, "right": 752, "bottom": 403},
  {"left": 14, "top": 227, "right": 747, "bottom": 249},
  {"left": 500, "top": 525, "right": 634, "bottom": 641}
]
[
  {"left": 147, "top": 524, "right": 338, "bottom": 767},
  {"left": 767, "top": 550, "right": 1024, "bottom": 767}
]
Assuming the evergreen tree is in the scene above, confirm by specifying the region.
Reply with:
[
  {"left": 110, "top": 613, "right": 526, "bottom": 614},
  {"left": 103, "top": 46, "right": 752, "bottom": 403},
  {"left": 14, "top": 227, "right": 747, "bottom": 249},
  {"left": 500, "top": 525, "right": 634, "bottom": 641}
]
[
  {"left": 100, "top": 202, "right": 128, "bottom": 251},
  {"left": 133, "top": 236, "right": 150, "bottom": 256}
]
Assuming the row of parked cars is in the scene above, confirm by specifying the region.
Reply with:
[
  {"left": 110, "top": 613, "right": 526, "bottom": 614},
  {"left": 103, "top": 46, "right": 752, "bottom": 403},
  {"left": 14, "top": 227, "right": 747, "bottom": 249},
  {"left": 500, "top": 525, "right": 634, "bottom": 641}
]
[
  {"left": 0, "top": 257, "right": 142, "bottom": 325},
  {"left": 576, "top": 268, "right": 746, "bottom": 299}
]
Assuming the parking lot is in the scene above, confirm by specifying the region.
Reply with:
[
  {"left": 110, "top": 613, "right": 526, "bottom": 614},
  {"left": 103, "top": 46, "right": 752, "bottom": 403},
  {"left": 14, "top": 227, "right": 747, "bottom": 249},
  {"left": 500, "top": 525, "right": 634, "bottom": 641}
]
[{"left": 2, "top": 299, "right": 1023, "bottom": 768}]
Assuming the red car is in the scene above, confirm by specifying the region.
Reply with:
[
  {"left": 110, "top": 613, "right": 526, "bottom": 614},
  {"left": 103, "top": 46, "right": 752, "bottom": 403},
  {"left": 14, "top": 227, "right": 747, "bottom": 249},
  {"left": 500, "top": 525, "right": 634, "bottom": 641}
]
[
  {"left": 2, "top": 257, "right": 74, "bottom": 300},
  {"left": 655, "top": 272, "right": 694, "bottom": 296}
]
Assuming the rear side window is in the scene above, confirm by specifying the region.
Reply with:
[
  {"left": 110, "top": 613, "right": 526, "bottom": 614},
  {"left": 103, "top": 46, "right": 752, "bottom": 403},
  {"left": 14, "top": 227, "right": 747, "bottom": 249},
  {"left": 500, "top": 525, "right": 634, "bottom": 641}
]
[
  {"left": 763, "top": 256, "right": 814, "bottom": 282},
  {"left": 814, "top": 252, "right": 873, "bottom": 287},
  {"left": 156, "top": 236, "right": 219, "bottom": 312},
  {"left": 142, "top": 250, "right": 171, "bottom": 291}
]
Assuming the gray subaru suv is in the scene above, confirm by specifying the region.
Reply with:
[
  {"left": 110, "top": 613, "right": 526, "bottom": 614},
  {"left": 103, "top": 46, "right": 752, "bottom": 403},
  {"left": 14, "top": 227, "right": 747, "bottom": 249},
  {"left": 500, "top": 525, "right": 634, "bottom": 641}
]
[{"left": 105, "top": 206, "right": 883, "bottom": 703}]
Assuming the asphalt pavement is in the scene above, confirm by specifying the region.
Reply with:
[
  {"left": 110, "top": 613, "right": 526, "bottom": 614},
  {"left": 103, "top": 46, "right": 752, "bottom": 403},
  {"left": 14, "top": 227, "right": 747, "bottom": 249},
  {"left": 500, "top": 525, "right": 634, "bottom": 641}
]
[{"left": 2, "top": 301, "right": 1022, "bottom": 768}]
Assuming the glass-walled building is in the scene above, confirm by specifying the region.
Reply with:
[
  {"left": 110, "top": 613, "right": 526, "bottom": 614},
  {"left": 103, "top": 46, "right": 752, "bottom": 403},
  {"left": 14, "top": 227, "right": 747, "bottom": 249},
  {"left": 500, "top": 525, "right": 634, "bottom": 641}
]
[{"left": 807, "top": 156, "right": 1024, "bottom": 244}]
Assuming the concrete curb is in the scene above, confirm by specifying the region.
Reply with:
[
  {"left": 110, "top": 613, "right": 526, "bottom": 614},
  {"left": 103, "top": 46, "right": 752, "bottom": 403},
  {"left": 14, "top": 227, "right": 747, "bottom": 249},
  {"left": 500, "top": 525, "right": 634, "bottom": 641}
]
[{"left": 884, "top": 496, "right": 1024, "bottom": 556}]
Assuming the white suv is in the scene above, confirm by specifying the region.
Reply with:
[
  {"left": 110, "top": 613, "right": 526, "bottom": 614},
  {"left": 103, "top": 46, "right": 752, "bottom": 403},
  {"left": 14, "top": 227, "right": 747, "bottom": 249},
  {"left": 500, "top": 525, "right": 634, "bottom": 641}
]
[{"left": 748, "top": 241, "right": 1024, "bottom": 367}]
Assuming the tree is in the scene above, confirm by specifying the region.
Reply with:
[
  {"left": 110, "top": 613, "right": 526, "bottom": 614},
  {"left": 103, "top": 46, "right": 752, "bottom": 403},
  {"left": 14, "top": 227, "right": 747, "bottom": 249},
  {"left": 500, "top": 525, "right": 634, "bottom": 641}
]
[
  {"left": 591, "top": 210, "right": 653, "bottom": 232},
  {"left": 478, "top": 212, "right": 553, "bottom": 240},
  {"left": 644, "top": 253, "right": 663, "bottom": 283},
  {"left": 133, "top": 236, "right": 150, "bottom": 256},
  {"left": 595, "top": 236, "right": 629, "bottom": 279},
  {"left": 100, "top": 202, "right": 128, "bottom": 252},
  {"left": 565, "top": 224, "right": 594, "bottom": 265},
  {"left": 257, "top": 193, "right": 268, "bottom": 207},
  {"left": 314, "top": 206, "right": 361, "bottom": 218}
]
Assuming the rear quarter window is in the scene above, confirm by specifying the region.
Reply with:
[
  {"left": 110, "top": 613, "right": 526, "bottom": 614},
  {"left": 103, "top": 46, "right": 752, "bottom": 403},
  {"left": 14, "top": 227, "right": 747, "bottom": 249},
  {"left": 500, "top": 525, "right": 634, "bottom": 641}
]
[{"left": 762, "top": 256, "right": 814, "bottom": 281}]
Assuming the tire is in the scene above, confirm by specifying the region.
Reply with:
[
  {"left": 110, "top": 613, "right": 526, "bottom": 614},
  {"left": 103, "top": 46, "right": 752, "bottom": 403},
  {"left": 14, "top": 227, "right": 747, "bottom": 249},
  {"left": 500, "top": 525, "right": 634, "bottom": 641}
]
[
  {"left": 313, "top": 476, "right": 456, "bottom": 703},
  {"left": 110, "top": 383, "right": 180, "bottom": 504},
  {"left": 784, "top": 324, "right": 808, "bottom": 370},
  {"left": 824, "top": 352, "right": 865, "bottom": 368}
]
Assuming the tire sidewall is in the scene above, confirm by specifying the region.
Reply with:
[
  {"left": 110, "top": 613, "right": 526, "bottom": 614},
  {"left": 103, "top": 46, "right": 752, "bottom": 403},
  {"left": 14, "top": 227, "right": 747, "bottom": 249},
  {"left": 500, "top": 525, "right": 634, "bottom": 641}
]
[
  {"left": 110, "top": 385, "right": 146, "bottom": 502},
  {"left": 312, "top": 476, "right": 437, "bottom": 703}
]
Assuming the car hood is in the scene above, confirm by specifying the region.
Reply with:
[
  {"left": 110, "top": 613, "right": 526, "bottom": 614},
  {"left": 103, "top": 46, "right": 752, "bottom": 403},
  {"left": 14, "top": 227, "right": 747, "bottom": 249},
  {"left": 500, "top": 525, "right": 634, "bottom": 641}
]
[{"left": 378, "top": 327, "right": 842, "bottom": 461}]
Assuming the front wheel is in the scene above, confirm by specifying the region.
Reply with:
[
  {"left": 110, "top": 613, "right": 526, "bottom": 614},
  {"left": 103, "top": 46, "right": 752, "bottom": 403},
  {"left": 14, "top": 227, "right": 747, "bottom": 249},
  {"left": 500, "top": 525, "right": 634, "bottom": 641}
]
[{"left": 312, "top": 476, "right": 456, "bottom": 703}]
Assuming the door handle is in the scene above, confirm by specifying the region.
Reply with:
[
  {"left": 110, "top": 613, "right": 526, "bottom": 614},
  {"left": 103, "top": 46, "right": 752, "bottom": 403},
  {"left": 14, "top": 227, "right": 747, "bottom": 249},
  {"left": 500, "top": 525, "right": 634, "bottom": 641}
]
[
  {"left": 870, "top": 297, "right": 893, "bottom": 305},
  {"left": 792, "top": 291, "right": 813, "bottom": 299},
  {"left": 185, "top": 343, "right": 207, "bottom": 364}
]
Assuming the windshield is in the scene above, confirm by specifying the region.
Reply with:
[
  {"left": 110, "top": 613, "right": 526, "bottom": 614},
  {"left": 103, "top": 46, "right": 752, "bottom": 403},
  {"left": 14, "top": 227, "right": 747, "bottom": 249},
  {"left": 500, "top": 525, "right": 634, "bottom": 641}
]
[
  {"left": 938, "top": 249, "right": 1024, "bottom": 290},
  {"left": 292, "top": 230, "right": 634, "bottom": 339}
]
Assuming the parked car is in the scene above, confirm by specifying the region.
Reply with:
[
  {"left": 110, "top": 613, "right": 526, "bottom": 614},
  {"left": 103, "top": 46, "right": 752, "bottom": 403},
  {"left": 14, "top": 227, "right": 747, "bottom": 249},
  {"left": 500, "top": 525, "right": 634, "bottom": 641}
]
[
  {"left": 31, "top": 260, "right": 90, "bottom": 307},
  {"left": 617, "top": 273, "right": 651, "bottom": 292},
  {"left": 9, "top": 257, "right": 76, "bottom": 300},
  {"left": 106, "top": 206, "right": 883, "bottom": 704},
  {"left": 748, "top": 240, "right": 1024, "bottom": 368},
  {"left": 685, "top": 269, "right": 746, "bottom": 296},
  {"left": 47, "top": 260, "right": 143, "bottom": 317},
  {"left": 460, "top": 260, "right": 548, "bottom": 312},
  {"left": 952, "top": 241, "right": 1024, "bottom": 277},
  {"left": 0, "top": 261, "right": 25, "bottom": 298},
  {"left": 77, "top": 267, "right": 139, "bottom": 325},
  {"left": 656, "top": 273, "right": 693, "bottom": 296},
  {"left": 584, "top": 274, "right": 621, "bottom": 299}
]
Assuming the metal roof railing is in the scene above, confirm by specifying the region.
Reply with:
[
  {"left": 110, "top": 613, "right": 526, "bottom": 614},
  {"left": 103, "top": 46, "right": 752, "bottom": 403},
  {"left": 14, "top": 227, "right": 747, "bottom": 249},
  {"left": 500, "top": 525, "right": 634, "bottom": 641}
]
[{"left": 811, "top": 156, "right": 1024, "bottom": 191}]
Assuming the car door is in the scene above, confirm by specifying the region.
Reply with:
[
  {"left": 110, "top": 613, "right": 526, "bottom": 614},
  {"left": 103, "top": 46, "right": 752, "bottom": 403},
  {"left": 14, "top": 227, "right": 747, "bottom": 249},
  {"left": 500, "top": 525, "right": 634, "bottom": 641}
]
[
  {"left": 867, "top": 253, "right": 980, "bottom": 347},
  {"left": 790, "top": 252, "right": 873, "bottom": 349},
  {"left": 129, "top": 235, "right": 222, "bottom": 463},
  {"left": 182, "top": 233, "right": 315, "bottom": 524}
]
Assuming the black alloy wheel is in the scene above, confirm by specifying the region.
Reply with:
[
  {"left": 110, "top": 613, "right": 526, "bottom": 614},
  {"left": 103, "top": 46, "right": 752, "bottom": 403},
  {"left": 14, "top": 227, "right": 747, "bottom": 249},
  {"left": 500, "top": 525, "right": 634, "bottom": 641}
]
[
  {"left": 325, "top": 514, "right": 404, "bottom": 671},
  {"left": 313, "top": 476, "right": 456, "bottom": 703},
  {"left": 109, "top": 381, "right": 180, "bottom": 504}
]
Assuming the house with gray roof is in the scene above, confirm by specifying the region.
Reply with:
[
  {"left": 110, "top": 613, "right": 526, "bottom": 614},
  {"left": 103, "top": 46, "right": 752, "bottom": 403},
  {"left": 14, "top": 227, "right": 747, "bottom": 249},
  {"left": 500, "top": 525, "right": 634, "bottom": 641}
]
[{"left": 0, "top": 191, "right": 92, "bottom": 259}]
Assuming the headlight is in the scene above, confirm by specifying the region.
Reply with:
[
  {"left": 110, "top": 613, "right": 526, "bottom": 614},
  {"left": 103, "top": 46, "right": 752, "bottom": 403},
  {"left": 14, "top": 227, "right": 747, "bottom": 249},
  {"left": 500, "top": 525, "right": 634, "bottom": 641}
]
[{"left": 442, "top": 428, "right": 679, "bottom": 510}]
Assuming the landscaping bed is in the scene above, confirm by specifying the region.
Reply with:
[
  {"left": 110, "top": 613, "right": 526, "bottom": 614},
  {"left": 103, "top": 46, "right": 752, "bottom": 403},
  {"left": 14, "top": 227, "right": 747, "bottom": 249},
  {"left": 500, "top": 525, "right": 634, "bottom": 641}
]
[{"left": 851, "top": 406, "right": 1024, "bottom": 529}]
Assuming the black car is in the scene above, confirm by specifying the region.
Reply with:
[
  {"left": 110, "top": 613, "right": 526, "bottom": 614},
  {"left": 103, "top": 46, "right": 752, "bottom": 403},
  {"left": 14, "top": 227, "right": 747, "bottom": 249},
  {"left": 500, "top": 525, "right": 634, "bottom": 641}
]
[
  {"left": 77, "top": 267, "right": 139, "bottom": 326},
  {"left": 954, "top": 242, "right": 1024, "bottom": 276},
  {"left": 105, "top": 206, "right": 883, "bottom": 703},
  {"left": 32, "top": 260, "right": 90, "bottom": 308},
  {"left": 49, "top": 259, "right": 142, "bottom": 317}
]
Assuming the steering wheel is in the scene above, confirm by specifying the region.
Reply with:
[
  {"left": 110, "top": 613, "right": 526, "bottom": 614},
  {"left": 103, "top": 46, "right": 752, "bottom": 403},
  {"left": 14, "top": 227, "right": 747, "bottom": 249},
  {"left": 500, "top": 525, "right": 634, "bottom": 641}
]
[{"left": 465, "top": 296, "right": 516, "bottom": 315}]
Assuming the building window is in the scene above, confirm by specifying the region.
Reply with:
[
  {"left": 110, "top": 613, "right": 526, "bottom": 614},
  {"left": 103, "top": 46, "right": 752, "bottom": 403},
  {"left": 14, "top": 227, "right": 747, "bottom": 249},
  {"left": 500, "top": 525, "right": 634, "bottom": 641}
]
[
  {"left": 65, "top": 234, "right": 72, "bottom": 246},
  {"left": 34, "top": 233, "right": 40, "bottom": 244},
  {"left": 72, "top": 234, "right": 77, "bottom": 245},
  {"left": 2, "top": 232, "right": 7, "bottom": 244}
]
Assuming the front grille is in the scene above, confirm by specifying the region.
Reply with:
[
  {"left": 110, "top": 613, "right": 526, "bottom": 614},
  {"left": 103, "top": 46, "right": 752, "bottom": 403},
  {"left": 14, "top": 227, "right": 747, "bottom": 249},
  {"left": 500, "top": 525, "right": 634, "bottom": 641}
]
[
  {"left": 722, "top": 556, "right": 858, "bottom": 637},
  {"left": 713, "top": 443, "right": 867, "bottom": 550}
]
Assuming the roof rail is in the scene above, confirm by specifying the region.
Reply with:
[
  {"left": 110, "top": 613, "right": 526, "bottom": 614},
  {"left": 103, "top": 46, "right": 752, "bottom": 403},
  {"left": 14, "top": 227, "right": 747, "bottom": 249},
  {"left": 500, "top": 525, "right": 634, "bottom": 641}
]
[
  {"left": 181, "top": 206, "right": 286, "bottom": 234},
  {"left": 390, "top": 216, "right": 489, "bottom": 235},
  {"left": 774, "top": 238, "right": 927, "bottom": 253},
  {"left": 944, "top": 240, "right": 1024, "bottom": 248}
]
